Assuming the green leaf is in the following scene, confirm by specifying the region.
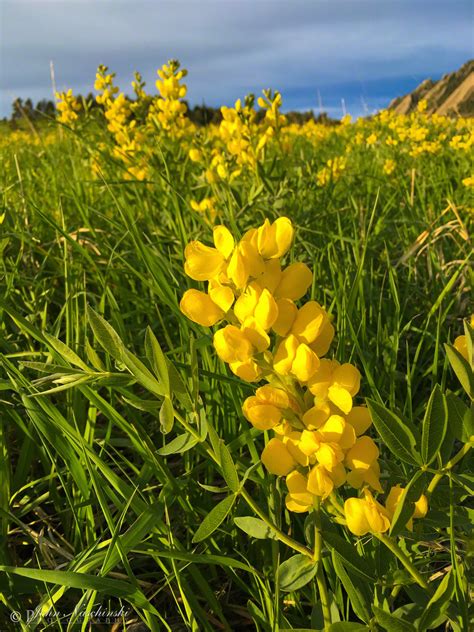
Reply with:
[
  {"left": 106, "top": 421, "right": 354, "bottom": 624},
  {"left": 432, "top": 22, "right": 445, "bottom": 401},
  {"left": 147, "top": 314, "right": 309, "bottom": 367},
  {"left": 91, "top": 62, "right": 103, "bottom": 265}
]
[
  {"left": 43, "top": 333, "right": 90, "bottom": 371},
  {"left": 389, "top": 471, "right": 426, "bottom": 536},
  {"left": 328, "top": 624, "right": 368, "bottom": 632},
  {"left": 234, "top": 516, "right": 277, "bottom": 540},
  {"left": 332, "top": 550, "right": 371, "bottom": 623},
  {"left": 192, "top": 494, "right": 236, "bottom": 543},
  {"left": 122, "top": 349, "right": 166, "bottom": 397},
  {"left": 277, "top": 554, "right": 318, "bottom": 592},
  {"left": 219, "top": 441, "right": 240, "bottom": 492},
  {"left": 445, "top": 343, "right": 474, "bottom": 398},
  {"left": 446, "top": 393, "right": 473, "bottom": 443},
  {"left": 157, "top": 433, "right": 198, "bottom": 455},
  {"left": 85, "top": 337, "right": 106, "bottom": 371},
  {"left": 159, "top": 397, "right": 175, "bottom": 434},
  {"left": 421, "top": 384, "right": 447, "bottom": 465},
  {"left": 322, "top": 531, "right": 375, "bottom": 581},
  {"left": 366, "top": 399, "right": 421, "bottom": 466},
  {"left": 373, "top": 605, "right": 416, "bottom": 632},
  {"left": 463, "top": 319, "right": 473, "bottom": 366},
  {"left": 145, "top": 327, "right": 170, "bottom": 392},
  {"left": 167, "top": 359, "right": 193, "bottom": 410},
  {"left": 86, "top": 305, "right": 125, "bottom": 362},
  {"left": 418, "top": 570, "right": 455, "bottom": 631}
]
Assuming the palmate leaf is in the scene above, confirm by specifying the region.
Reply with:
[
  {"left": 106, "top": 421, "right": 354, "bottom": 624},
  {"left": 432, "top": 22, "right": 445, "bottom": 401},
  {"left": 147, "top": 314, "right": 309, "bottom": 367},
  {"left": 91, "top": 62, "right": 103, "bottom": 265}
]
[{"left": 366, "top": 399, "right": 421, "bottom": 465}]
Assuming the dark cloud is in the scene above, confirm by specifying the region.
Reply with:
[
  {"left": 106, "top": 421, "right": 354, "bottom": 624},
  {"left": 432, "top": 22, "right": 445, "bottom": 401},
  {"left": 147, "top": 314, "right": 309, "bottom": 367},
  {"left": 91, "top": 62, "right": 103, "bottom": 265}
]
[{"left": 1, "top": 0, "right": 472, "bottom": 117}]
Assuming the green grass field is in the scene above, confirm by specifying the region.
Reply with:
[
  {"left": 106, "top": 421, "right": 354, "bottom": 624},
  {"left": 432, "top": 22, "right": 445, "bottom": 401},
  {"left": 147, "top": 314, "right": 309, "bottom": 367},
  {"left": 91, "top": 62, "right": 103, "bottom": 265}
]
[{"left": 0, "top": 94, "right": 472, "bottom": 631}]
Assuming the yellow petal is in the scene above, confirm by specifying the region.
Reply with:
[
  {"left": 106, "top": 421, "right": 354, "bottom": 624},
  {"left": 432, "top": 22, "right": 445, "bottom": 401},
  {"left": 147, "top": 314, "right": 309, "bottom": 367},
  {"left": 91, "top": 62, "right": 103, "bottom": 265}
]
[
  {"left": 273, "top": 334, "right": 299, "bottom": 375},
  {"left": 208, "top": 281, "right": 234, "bottom": 312},
  {"left": 327, "top": 384, "right": 353, "bottom": 414},
  {"left": 256, "top": 384, "right": 290, "bottom": 409},
  {"left": 272, "top": 298, "right": 297, "bottom": 336},
  {"left": 454, "top": 335, "right": 468, "bottom": 361},
  {"left": 299, "top": 429, "right": 321, "bottom": 456},
  {"left": 230, "top": 359, "right": 262, "bottom": 382},
  {"left": 307, "top": 464, "right": 334, "bottom": 498},
  {"left": 233, "top": 282, "right": 261, "bottom": 323},
  {"left": 259, "top": 258, "right": 282, "bottom": 293},
  {"left": 310, "top": 320, "right": 335, "bottom": 357},
  {"left": 184, "top": 241, "right": 225, "bottom": 281},
  {"left": 346, "top": 406, "right": 372, "bottom": 436},
  {"left": 291, "top": 301, "right": 325, "bottom": 344},
  {"left": 333, "top": 363, "right": 361, "bottom": 396},
  {"left": 273, "top": 217, "right": 294, "bottom": 257},
  {"left": 345, "top": 436, "right": 379, "bottom": 470},
  {"left": 286, "top": 470, "right": 313, "bottom": 506},
  {"left": 413, "top": 494, "right": 428, "bottom": 519},
  {"left": 213, "top": 225, "right": 235, "bottom": 259},
  {"left": 261, "top": 438, "right": 296, "bottom": 475},
  {"left": 344, "top": 497, "right": 371, "bottom": 536},
  {"left": 227, "top": 245, "right": 249, "bottom": 289},
  {"left": 291, "top": 343, "right": 320, "bottom": 382},
  {"left": 180, "top": 289, "right": 224, "bottom": 326},
  {"left": 316, "top": 442, "right": 344, "bottom": 471},
  {"left": 302, "top": 406, "right": 329, "bottom": 430},
  {"left": 241, "top": 317, "right": 270, "bottom": 352},
  {"left": 245, "top": 403, "right": 282, "bottom": 430},
  {"left": 254, "top": 288, "right": 279, "bottom": 331},
  {"left": 213, "top": 325, "right": 253, "bottom": 364},
  {"left": 240, "top": 240, "right": 265, "bottom": 278},
  {"left": 307, "top": 358, "right": 338, "bottom": 396},
  {"left": 275, "top": 263, "right": 313, "bottom": 300},
  {"left": 285, "top": 493, "right": 311, "bottom": 513}
]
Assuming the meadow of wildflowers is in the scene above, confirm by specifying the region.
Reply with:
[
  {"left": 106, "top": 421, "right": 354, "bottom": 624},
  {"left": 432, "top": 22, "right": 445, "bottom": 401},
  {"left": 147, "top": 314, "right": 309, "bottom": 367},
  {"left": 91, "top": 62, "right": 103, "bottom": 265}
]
[{"left": 0, "top": 61, "right": 472, "bottom": 631}]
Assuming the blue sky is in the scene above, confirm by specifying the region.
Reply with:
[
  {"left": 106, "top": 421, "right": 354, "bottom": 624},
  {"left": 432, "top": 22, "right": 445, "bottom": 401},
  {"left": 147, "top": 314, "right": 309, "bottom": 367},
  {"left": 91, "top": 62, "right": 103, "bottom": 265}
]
[{"left": 1, "top": 0, "right": 472, "bottom": 119}]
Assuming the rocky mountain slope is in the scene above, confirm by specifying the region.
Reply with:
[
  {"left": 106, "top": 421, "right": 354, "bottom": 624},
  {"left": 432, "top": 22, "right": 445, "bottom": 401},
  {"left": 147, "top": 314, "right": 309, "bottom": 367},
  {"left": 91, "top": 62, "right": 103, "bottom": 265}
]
[{"left": 388, "top": 60, "right": 474, "bottom": 116}]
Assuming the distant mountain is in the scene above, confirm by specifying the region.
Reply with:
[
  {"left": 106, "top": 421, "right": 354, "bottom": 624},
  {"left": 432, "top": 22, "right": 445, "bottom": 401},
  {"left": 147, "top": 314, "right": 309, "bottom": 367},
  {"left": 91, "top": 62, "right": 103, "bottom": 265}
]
[{"left": 388, "top": 60, "right": 474, "bottom": 116}]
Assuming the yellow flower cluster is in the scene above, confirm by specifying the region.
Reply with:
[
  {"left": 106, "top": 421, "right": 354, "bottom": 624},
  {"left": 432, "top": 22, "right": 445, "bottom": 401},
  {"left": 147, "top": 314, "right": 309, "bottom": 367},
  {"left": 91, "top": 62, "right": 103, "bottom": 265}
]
[
  {"left": 316, "top": 156, "right": 347, "bottom": 186},
  {"left": 148, "top": 60, "right": 192, "bottom": 137},
  {"left": 179, "top": 217, "right": 388, "bottom": 521},
  {"left": 94, "top": 66, "right": 147, "bottom": 180},
  {"left": 55, "top": 89, "right": 81, "bottom": 125}
]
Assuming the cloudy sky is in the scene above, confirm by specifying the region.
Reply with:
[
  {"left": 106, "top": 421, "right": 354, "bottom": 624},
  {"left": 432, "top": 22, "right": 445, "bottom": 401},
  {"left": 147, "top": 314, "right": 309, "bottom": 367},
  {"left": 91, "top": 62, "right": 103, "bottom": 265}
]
[{"left": 1, "top": 0, "right": 472, "bottom": 119}]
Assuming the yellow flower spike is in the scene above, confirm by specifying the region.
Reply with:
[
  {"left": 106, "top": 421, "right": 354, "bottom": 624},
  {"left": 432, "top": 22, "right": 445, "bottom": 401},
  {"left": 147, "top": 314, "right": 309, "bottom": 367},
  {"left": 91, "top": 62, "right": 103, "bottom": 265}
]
[
  {"left": 272, "top": 298, "right": 298, "bottom": 336},
  {"left": 275, "top": 262, "right": 313, "bottom": 300},
  {"left": 208, "top": 281, "right": 234, "bottom": 313},
  {"left": 261, "top": 438, "right": 297, "bottom": 475},
  {"left": 213, "top": 325, "right": 254, "bottom": 364},
  {"left": 184, "top": 241, "right": 225, "bottom": 281},
  {"left": 241, "top": 317, "right": 270, "bottom": 352},
  {"left": 179, "top": 289, "right": 224, "bottom": 326},
  {"left": 307, "top": 464, "right": 334, "bottom": 498},
  {"left": 344, "top": 492, "right": 390, "bottom": 536},
  {"left": 346, "top": 406, "right": 372, "bottom": 436},
  {"left": 302, "top": 405, "right": 330, "bottom": 430},
  {"left": 254, "top": 288, "right": 279, "bottom": 331},
  {"left": 327, "top": 384, "right": 353, "bottom": 414},
  {"left": 333, "top": 363, "right": 361, "bottom": 396},
  {"left": 310, "top": 319, "right": 335, "bottom": 357},
  {"left": 291, "top": 301, "right": 326, "bottom": 344},
  {"left": 213, "top": 225, "right": 235, "bottom": 259},
  {"left": 286, "top": 470, "right": 314, "bottom": 507},
  {"left": 291, "top": 343, "right": 320, "bottom": 382},
  {"left": 230, "top": 359, "right": 262, "bottom": 382},
  {"left": 273, "top": 334, "right": 299, "bottom": 375}
]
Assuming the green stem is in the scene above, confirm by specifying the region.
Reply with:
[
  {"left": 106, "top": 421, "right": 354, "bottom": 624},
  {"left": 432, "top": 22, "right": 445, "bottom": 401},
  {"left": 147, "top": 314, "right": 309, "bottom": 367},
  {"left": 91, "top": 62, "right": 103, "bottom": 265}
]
[
  {"left": 174, "top": 411, "right": 313, "bottom": 558},
  {"left": 376, "top": 533, "right": 429, "bottom": 590},
  {"left": 241, "top": 488, "right": 313, "bottom": 558},
  {"left": 426, "top": 442, "right": 472, "bottom": 499},
  {"left": 313, "top": 500, "right": 332, "bottom": 631}
]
